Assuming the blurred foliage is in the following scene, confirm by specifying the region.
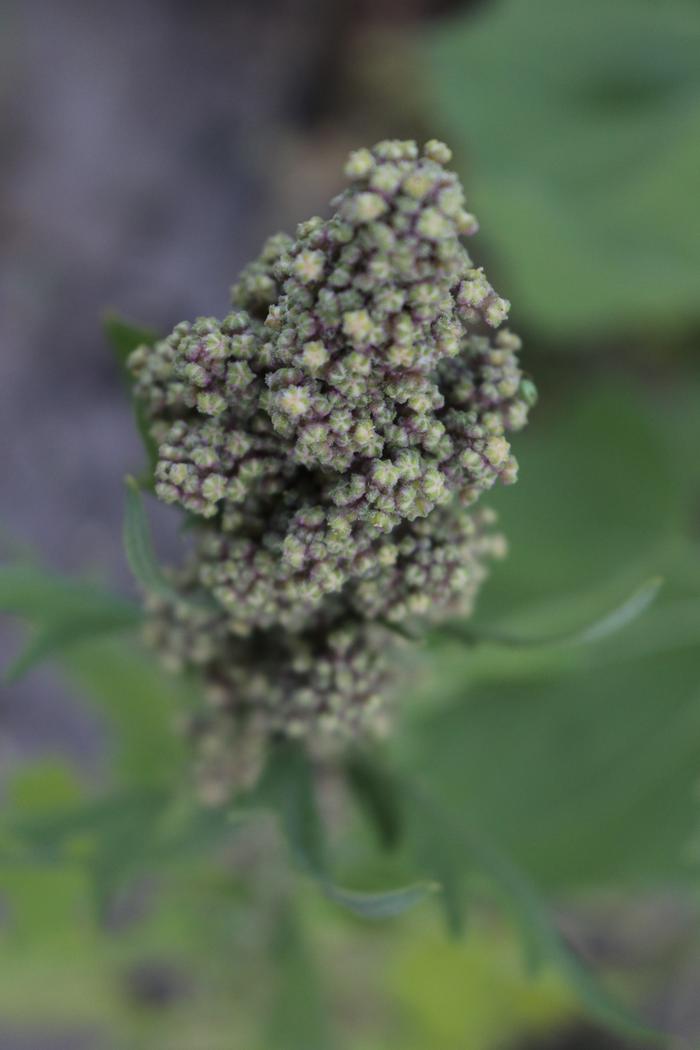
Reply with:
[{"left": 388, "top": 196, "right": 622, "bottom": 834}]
[
  {"left": 424, "top": 0, "right": 700, "bottom": 342},
  {"left": 399, "top": 373, "right": 700, "bottom": 894}
]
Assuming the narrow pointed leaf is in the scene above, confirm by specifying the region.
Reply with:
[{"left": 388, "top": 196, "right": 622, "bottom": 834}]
[
  {"left": 570, "top": 577, "right": 664, "bottom": 645},
  {"left": 5, "top": 606, "right": 142, "bottom": 683},
  {"left": 437, "top": 578, "right": 663, "bottom": 650},
  {"left": 123, "top": 476, "right": 170, "bottom": 598},
  {"left": 266, "top": 901, "right": 331, "bottom": 1050},
  {"left": 123, "top": 477, "right": 215, "bottom": 610},
  {"left": 406, "top": 779, "right": 663, "bottom": 1042},
  {"left": 104, "top": 313, "right": 157, "bottom": 372},
  {"left": 264, "top": 745, "right": 434, "bottom": 923},
  {"left": 0, "top": 564, "right": 140, "bottom": 623},
  {"left": 261, "top": 740, "right": 328, "bottom": 878},
  {"left": 344, "top": 749, "right": 404, "bottom": 849},
  {"left": 323, "top": 880, "right": 437, "bottom": 920},
  {"left": 0, "top": 564, "right": 142, "bottom": 682}
]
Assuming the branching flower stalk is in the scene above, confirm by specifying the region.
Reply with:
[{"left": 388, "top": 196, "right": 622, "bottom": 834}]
[{"left": 128, "top": 139, "right": 535, "bottom": 802}]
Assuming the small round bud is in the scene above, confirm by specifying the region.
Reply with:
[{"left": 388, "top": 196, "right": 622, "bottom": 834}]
[
  {"left": 293, "top": 250, "right": 325, "bottom": 283},
  {"left": 423, "top": 139, "right": 452, "bottom": 164},
  {"left": 275, "top": 385, "right": 311, "bottom": 419},
  {"left": 345, "top": 148, "right": 374, "bottom": 180},
  {"left": 349, "top": 192, "right": 388, "bottom": 224}
]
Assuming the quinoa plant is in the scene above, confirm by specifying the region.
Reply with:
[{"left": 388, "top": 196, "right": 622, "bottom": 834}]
[
  {"left": 126, "top": 139, "right": 535, "bottom": 801},
  {"left": 1, "top": 139, "right": 666, "bottom": 1042}
]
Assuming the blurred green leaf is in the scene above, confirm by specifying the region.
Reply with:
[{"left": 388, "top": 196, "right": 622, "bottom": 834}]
[
  {"left": 123, "top": 477, "right": 213, "bottom": 611},
  {"left": 123, "top": 476, "right": 171, "bottom": 599},
  {"left": 404, "top": 782, "right": 659, "bottom": 1041},
  {"left": 403, "top": 642, "right": 700, "bottom": 891},
  {"left": 0, "top": 563, "right": 140, "bottom": 624},
  {"left": 261, "top": 739, "right": 329, "bottom": 878},
  {"left": 7, "top": 762, "right": 84, "bottom": 818},
  {"left": 436, "top": 577, "right": 663, "bottom": 651},
  {"left": 104, "top": 313, "right": 157, "bottom": 371},
  {"left": 389, "top": 924, "right": 577, "bottom": 1050},
  {"left": 63, "top": 635, "right": 190, "bottom": 789},
  {"left": 5, "top": 607, "right": 142, "bottom": 684},
  {"left": 263, "top": 742, "right": 433, "bottom": 923},
  {"left": 0, "top": 563, "right": 142, "bottom": 681},
  {"left": 479, "top": 384, "right": 677, "bottom": 615},
  {"left": 462, "top": 829, "right": 660, "bottom": 1041},
  {"left": 407, "top": 801, "right": 469, "bottom": 938},
  {"left": 400, "top": 377, "right": 700, "bottom": 896},
  {"left": 345, "top": 748, "right": 404, "bottom": 850},
  {"left": 323, "top": 881, "right": 437, "bottom": 920},
  {"left": 425, "top": 0, "right": 700, "bottom": 338},
  {"left": 265, "top": 901, "right": 332, "bottom": 1050}
]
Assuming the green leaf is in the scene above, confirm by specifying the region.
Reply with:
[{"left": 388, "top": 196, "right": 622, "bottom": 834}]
[
  {"left": 0, "top": 563, "right": 142, "bottom": 681},
  {"left": 567, "top": 577, "right": 663, "bottom": 645},
  {"left": 323, "top": 881, "right": 437, "bottom": 920},
  {"left": 471, "top": 835, "right": 662, "bottom": 1042},
  {"left": 63, "top": 635, "right": 190, "bottom": 789},
  {"left": 404, "top": 781, "right": 661, "bottom": 1041},
  {"left": 344, "top": 749, "right": 404, "bottom": 849},
  {"left": 104, "top": 312, "right": 159, "bottom": 473},
  {"left": 436, "top": 577, "right": 663, "bottom": 651},
  {"left": 123, "top": 477, "right": 214, "bottom": 611},
  {"left": 5, "top": 606, "right": 142, "bottom": 683},
  {"left": 261, "top": 739, "right": 328, "bottom": 878},
  {"left": 265, "top": 901, "right": 332, "bottom": 1050},
  {"left": 7, "top": 762, "right": 84, "bottom": 818},
  {"left": 104, "top": 312, "right": 157, "bottom": 372},
  {"left": 425, "top": 0, "right": 700, "bottom": 339},
  {"left": 0, "top": 563, "right": 140, "bottom": 624},
  {"left": 263, "top": 742, "right": 434, "bottom": 924},
  {"left": 343, "top": 751, "right": 465, "bottom": 934},
  {"left": 123, "top": 476, "right": 171, "bottom": 599},
  {"left": 408, "top": 810, "right": 469, "bottom": 938}
]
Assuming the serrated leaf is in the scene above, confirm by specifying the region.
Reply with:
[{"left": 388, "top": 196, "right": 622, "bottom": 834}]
[
  {"left": 404, "top": 780, "right": 662, "bottom": 1042},
  {"left": 323, "top": 881, "right": 436, "bottom": 920},
  {"left": 483, "top": 845, "right": 662, "bottom": 1042},
  {"left": 263, "top": 743, "right": 434, "bottom": 924}
]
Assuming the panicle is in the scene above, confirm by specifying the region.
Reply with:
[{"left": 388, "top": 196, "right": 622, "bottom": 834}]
[{"left": 128, "top": 139, "right": 535, "bottom": 801}]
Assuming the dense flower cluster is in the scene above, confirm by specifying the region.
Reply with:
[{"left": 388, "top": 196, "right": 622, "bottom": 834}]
[{"left": 128, "top": 139, "right": 534, "bottom": 800}]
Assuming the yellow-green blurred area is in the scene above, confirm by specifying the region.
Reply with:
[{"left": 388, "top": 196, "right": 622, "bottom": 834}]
[{"left": 1, "top": 1, "right": 699, "bottom": 1048}]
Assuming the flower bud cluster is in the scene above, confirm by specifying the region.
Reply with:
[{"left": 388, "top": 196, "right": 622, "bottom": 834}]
[{"left": 128, "top": 140, "right": 534, "bottom": 798}]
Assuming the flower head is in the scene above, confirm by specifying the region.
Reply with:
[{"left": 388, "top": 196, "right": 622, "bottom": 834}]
[{"left": 128, "top": 140, "right": 535, "bottom": 801}]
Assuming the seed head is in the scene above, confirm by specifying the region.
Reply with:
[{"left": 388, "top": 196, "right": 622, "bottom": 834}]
[{"left": 128, "top": 139, "right": 535, "bottom": 801}]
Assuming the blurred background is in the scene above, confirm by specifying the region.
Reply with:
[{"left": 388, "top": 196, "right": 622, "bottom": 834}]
[{"left": 1, "top": 0, "right": 699, "bottom": 1047}]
